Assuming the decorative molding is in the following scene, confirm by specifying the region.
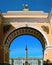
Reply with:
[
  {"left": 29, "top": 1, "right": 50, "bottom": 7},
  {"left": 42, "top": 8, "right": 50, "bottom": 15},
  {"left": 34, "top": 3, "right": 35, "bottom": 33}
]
[
  {"left": 5, "top": 18, "right": 48, "bottom": 23},
  {"left": 4, "top": 27, "right": 47, "bottom": 50},
  {"left": 41, "top": 25, "right": 49, "bottom": 34}
]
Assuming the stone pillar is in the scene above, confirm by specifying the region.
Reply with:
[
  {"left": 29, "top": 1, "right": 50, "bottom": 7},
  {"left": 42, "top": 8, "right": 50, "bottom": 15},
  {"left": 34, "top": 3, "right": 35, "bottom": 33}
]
[
  {"left": 0, "top": 45, "right": 10, "bottom": 65},
  {"left": 0, "top": 45, "right": 4, "bottom": 63},
  {"left": 4, "top": 47, "right": 10, "bottom": 65}
]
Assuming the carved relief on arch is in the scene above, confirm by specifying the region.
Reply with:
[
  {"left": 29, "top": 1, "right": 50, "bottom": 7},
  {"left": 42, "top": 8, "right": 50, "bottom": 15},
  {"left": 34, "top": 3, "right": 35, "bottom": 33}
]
[
  {"left": 41, "top": 25, "right": 49, "bottom": 34},
  {"left": 4, "top": 27, "right": 47, "bottom": 50}
]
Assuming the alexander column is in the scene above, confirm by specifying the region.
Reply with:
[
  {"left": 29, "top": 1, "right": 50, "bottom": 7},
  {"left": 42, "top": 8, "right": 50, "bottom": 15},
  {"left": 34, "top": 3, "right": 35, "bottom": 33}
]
[
  {"left": 25, "top": 45, "right": 28, "bottom": 62},
  {"left": 25, "top": 45, "right": 29, "bottom": 65}
]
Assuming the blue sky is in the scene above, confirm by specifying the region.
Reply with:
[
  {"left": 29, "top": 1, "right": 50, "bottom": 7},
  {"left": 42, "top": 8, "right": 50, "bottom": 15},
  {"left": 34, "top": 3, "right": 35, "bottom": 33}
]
[
  {"left": 10, "top": 35, "right": 43, "bottom": 58},
  {"left": 0, "top": 0, "right": 52, "bottom": 12}
]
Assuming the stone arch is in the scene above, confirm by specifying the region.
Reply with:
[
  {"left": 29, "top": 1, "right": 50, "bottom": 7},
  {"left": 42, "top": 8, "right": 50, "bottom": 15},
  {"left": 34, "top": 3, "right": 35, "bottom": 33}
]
[
  {"left": 4, "top": 27, "right": 47, "bottom": 50},
  {"left": 29, "top": 25, "right": 49, "bottom": 47}
]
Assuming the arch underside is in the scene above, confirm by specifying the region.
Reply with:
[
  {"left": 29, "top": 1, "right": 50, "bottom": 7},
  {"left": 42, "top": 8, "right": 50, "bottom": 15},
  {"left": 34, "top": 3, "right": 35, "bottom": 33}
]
[{"left": 4, "top": 27, "right": 47, "bottom": 50}]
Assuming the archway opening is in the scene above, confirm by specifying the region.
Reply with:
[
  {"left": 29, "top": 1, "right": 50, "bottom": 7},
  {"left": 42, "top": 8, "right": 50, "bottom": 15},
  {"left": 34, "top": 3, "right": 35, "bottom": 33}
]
[
  {"left": 4, "top": 27, "right": 47, "bottom": 65},
  {"left": 9, "top": 35, "right": 43, "bottom": 65}
]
